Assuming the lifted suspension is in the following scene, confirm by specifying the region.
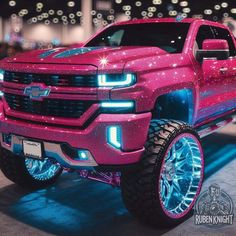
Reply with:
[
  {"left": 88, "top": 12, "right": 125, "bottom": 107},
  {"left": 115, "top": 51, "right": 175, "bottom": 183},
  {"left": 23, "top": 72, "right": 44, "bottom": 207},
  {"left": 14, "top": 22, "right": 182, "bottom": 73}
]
[{"left": 77, "top": 170, "right": 121, "bottom": 187}]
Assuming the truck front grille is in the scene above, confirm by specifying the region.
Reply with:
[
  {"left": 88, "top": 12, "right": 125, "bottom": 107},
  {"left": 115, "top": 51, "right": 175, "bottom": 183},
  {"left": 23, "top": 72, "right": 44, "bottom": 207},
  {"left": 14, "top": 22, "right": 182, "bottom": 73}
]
[
  {"left": 4, "top": 71, "right": 98, "bottom": 87},
  {"left": 4, "top": 93, "right": 94, "bottom": 118}
]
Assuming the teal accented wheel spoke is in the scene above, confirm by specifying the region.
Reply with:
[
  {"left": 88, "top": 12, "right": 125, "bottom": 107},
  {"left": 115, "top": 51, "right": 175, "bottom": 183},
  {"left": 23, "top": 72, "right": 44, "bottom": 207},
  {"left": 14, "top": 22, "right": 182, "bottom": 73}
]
[
  {"left": 174, "top": 142, "right": 186, "bottom": 160},
  {"left": 163, "top": 181, "right": 173, "bottom": 207},
  {"left": 174, "top": 170, "right": 192, "bottom": 181},
  {"left": 25, "top": 158, "right": 61, "bottom": 181},
  {"left": 172, "top": 179, "right": 182, "bottom": 194},
  {"left": 175, "top": 156, "right": 189, "bottom": 170},
  {"left": 159, "top": 135, "right": 203, "bottom": 218}
]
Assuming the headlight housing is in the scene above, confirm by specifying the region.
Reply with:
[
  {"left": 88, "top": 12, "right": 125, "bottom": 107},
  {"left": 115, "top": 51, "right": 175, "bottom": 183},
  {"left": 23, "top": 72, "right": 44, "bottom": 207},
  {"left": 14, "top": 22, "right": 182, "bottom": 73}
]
[{"left": 98, "top": 73, "right": 136, "bottom": 88}]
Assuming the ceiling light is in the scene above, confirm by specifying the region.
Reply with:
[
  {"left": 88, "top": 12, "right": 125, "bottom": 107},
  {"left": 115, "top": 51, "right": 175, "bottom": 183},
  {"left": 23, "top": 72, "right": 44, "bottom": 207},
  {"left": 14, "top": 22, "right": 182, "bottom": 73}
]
[
  {"left": 36, "top": 3, "right": 43, "bottom": 8},
  {"left": 45, "top": 20, "right": 50, "bottom": 25},
  {"left": 141, "top": 11, "right": 147, "bottom": 16},
  {"left": 69, "top": 13, "right": 75, "bottom": 19},
  {"left": 57, "top": 10, "right": 63, "bottom": 16},
  {"left": 169, "top": 10, "right": 177, "bottom": 16},
  {"left": 22, "top": 9, "right": 28, "bottom": 15},
  {"left": 183, "top": 7, "right": 191, "bottom": 13},
  {"left": 42, "top": 13, "right": 49, "bottom": 18},
  {"left": 32, "top": 17, "right": 37, "bottom": 23},
  {"left": 231, "top": 8, "right": 236, "bottom": 14},
  {"left": 180, "top": 1, "right": 188, "bottom": 7},
  {"left": 68, "top": 1, "right": 75, "bottom": 7},
  {"left": 123, "top": 5, "right": 131, "bottom": 11},
  {"left": 62, "top": 16, "right": 67, "bottom": 21},
  {"left": 221, "top": 2, "right": 228, "bottom": 8},
  {"left": 53, "top": 18, "right": 59, "bottom": 23},
  {"left": 49, "top": 10, "right": 55, "bottom": 15},
  {"left": 76, "top": 11, "right": 82, "bottom": 17},
  {"left": 204, "top": 9, "right": 213, "bottom": 15},
  {"left": 97, "top": 13, "right": 102, "bottom": 19},
  {"left": 153, "top": 0, "right": 162, "bottom": 5},
  {"left": 71, "top": 19, "right": 76, "bottom": 24},
  {"left": 9, "top": 1, "right": 16, "bottom": 7}
]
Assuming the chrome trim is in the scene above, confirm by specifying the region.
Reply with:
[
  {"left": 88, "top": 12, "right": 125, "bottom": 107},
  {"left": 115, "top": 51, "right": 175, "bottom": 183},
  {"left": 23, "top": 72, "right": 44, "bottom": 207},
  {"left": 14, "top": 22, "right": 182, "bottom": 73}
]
[
  {"left": 0, "top": 134, "right": 98, "bottom": 168},
  {"left": 197, "top": 115, "right": 236, "bottom": 138},
  {"left": 219, "top": 67, "right": 228, "bottom": 72}
]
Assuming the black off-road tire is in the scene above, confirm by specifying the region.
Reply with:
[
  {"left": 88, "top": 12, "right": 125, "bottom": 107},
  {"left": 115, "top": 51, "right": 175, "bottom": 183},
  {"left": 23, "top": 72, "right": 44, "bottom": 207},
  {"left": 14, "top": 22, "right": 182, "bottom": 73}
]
[
  {"left": 0, "top": 148, "right": 62, "bottom": 189},
  {"left": 121, "top": 119, "right": 204, "bottom": 228}
]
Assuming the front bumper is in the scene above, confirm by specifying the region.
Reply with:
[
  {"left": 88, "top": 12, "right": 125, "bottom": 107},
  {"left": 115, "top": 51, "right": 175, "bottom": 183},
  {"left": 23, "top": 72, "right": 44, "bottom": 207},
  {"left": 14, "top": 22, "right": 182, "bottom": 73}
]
[{"left": 0, "top": 101, "right": 151, "bottom": 169}]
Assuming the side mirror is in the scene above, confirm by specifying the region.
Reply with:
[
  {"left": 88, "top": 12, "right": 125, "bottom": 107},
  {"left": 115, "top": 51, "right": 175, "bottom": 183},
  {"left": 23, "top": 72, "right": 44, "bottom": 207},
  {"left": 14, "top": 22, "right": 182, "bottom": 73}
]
[{"left": 196, "top": 39, "right": 230, "bottom": 62}]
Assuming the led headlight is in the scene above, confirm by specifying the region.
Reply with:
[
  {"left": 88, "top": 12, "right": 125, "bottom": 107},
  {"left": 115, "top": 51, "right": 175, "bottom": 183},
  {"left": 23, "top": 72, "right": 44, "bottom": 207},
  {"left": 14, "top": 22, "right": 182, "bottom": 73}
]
[
  {"left": 98, "top": 73, "right": 136, "bottom": 88},
  {"left": 101, "top": 101, "right": 135, "bottom": 113},
  {"left": 101, "top": 101, "right": 134, "bottom": 108}
]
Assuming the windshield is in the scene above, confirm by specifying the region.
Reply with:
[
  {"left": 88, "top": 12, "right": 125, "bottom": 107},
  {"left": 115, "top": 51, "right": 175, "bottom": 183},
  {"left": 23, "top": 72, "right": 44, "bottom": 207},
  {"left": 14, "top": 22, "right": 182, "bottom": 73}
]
[{"left": 86, "top": 23, "right": 190, "bottom": 53}]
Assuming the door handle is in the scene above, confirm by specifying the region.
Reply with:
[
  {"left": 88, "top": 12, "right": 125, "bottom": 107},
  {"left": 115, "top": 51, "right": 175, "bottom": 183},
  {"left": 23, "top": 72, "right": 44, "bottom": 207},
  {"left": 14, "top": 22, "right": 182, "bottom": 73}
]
[{"left": 220, "top": 67, "right": 228, "bottom": 73}]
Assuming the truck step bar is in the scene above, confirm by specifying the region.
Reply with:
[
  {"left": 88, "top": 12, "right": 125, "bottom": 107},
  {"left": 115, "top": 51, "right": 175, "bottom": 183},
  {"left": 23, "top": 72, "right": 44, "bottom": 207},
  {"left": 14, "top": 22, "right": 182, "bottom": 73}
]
[{"left": 197, "top": 113, "right": 236, "bottom": 138}]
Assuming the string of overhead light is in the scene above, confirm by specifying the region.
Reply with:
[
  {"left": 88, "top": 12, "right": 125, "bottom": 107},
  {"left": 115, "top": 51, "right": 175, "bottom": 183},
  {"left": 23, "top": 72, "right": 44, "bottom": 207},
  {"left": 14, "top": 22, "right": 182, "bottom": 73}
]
[
  {"left": 6, "top": 0, "right": 236, "bottom": 26},
  {"left": 114, "top": 0, "right": 236, "bottom": 21}
]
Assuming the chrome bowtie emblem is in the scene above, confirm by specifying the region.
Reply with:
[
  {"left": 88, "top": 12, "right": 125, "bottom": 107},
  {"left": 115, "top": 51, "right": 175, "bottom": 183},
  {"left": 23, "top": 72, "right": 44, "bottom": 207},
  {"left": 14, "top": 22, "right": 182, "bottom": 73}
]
[{"left": 24, "top": 86, "right": 51, "bottom": 100}]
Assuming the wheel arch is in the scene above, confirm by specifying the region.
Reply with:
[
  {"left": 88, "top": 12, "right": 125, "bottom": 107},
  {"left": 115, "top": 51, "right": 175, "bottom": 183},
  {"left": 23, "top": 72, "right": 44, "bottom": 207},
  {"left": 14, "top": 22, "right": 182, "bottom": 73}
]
[{"left": 152, "top": 89, "right": 195, "bottom": 124}]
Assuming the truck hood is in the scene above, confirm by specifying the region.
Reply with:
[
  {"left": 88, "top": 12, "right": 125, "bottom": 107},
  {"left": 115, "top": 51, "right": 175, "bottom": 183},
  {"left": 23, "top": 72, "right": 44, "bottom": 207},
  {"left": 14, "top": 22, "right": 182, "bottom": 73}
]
[{"left": 4, "top": 46, "right": 168, "bottom": 70}]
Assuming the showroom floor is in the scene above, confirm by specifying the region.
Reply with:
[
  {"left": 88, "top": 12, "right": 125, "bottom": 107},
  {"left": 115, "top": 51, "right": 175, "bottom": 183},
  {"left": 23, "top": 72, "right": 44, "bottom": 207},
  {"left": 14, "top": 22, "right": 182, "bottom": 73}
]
[{"left": 0, "top": 125, "right": 236, "bottom": 236}]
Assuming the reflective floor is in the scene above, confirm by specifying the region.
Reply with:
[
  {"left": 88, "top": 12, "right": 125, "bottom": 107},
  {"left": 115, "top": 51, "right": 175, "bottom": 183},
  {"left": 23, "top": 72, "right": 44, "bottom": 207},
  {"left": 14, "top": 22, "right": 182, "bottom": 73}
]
[{"left": 0, "top": 125, "right": 236, "bottom": 236}]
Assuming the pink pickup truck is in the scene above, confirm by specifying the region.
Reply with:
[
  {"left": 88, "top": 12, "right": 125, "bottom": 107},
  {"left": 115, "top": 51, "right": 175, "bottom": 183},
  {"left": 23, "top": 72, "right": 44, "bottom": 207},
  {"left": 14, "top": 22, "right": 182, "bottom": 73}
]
[{"left": 0, "top": 18, "right": 236, "bottom": 228}]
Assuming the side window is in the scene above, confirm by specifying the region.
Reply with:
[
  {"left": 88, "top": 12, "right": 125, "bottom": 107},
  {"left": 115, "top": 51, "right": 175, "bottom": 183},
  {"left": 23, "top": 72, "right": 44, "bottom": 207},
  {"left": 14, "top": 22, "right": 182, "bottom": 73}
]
[
  {"left": 196, "top": 25, "right": 215, "bottom": 49},
  {"left": 91, "top": 29, "right": 124, "bottom": 47},
  {"left": 108, "top": 30, "right": 124, "bottom": 46},
  {"left": 212, "top": 27, "right": 236, "bottom": 57}
]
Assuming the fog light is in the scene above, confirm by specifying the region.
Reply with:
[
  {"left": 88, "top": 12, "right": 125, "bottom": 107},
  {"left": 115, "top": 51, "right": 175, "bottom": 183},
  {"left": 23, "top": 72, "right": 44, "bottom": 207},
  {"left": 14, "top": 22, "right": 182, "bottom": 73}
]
[
  {"left": 107, "top": 126, "right": 122, "bottom": 149},
  {"left": 78, "top": 151, "right": 88, "bottom": 160},
  {"left": 75, "top": 150, "right": 89, "bottom": 161}
]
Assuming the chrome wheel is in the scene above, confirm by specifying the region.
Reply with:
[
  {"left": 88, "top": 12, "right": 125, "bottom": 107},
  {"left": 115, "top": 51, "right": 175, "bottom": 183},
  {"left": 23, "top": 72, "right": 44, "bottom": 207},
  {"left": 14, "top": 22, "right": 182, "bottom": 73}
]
[
  {"left": 25, "top": 158, "right": 61, "bottom": 181},
  {"left": 159, "top": 133, "right": 203, "bottom": 219}
]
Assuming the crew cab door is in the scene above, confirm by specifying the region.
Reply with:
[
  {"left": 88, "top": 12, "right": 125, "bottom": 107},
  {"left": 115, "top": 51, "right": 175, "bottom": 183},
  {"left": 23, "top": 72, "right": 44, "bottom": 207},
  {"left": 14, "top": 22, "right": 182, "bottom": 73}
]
[
  {"left": 194, "top": 25, "right": 236, "bottom": 124},
  {"left": 212, "top": 26, "right": 236, "bottom": 110}
]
